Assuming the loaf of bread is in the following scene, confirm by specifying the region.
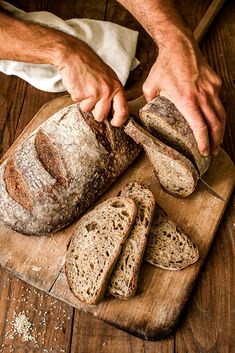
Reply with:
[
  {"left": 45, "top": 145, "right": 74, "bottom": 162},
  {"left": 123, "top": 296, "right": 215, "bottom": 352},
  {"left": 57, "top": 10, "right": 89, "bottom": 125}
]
[
  {"left": 108, "top": 182, "right": 155, "bottom": 298},
  {"left": 145, "top": 205, "right": 199, "bottom": 270},
  {"left": 0, "top": 104, "right": 140, "bottom": 235},
  {"left": 124, "top": 119, "right": 199, "bottom": 197},
  {"left": 139, "top": 96, "right": 211, "bottom": 176},
  {"left": 65, "top": 197, "right": 137, "bottom": 305}
]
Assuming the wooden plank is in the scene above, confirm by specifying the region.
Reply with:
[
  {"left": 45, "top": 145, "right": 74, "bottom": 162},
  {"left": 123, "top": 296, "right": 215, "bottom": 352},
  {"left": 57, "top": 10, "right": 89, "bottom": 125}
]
[
  {"left": 47, "top": 0, "right": 107, "bottom": 20},
  {"left": 179, "top": 0, "right": 212, "bottom": 31},
  {"left": 175, "top": 193, "right": 235, "bottom": 353},
  {"left": 5, "top": 0, "right": 49, "bottom": 12},
  {"left": 0, "top": 95, "right": 233, "bottom": 340},
  {"left": 0, "top": 267, "right": 73, "bottom": 353},
  {"left": 200, "top": 0, "right": 235, "bottom": 161},
  {"left": 71, "top": 310, "right": 174, "bottom": 353},
  {"left": 0, "top": 76, "right": 28, "bottom": 158},
  {"left": 174, "top": 1, "right": 235, "bottom": 351}
]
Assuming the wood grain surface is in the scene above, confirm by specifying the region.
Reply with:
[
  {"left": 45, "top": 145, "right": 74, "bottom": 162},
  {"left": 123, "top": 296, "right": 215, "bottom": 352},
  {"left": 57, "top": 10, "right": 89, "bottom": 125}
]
[{"left": 0, "top": 0, "right": 234, "bottom": 352}]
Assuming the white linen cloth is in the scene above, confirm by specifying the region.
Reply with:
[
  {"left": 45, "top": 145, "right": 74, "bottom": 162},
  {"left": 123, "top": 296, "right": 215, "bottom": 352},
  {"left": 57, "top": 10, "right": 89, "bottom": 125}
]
[{"left": 0, "top": 1, "right": 139, "bottom": 92}]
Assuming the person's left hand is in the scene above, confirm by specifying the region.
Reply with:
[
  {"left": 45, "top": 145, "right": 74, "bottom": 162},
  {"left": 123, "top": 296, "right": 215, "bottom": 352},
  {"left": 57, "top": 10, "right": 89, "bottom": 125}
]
[{"left": 57, "top": 38, "right": 129, "bottom": 127}]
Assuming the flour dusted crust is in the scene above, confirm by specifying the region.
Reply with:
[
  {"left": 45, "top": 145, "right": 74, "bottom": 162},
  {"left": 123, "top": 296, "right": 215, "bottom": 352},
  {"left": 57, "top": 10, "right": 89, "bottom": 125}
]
[
  {"left": 0, "top": 104, "right": 140, "bottom": 235},
  {"left": 140, "top": 96, "right": 211, "bottom": 176},
  {"left": 124, "top": 119, "right": 199, "bottom": 198}
]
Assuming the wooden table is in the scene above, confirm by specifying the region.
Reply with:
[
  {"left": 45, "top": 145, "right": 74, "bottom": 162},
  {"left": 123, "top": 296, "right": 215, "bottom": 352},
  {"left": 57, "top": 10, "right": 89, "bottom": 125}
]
[{"left": 0, "top": 1, "right": 234, "bottom": 352}]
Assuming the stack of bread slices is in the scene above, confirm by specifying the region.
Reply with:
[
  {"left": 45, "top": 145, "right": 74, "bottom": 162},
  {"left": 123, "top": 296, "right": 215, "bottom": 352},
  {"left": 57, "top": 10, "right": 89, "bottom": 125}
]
[
  {"left": 66, "top": 181, "right": 199, "bottom": 305},
  {"left": 125, "top": 96, "right": 211, "bottom": 197}
]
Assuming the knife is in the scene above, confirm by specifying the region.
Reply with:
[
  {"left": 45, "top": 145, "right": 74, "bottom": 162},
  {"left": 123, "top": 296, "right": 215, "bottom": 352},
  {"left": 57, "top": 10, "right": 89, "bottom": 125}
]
[
  {"left": 199, "top": 178, "right": 225, "bottom": 201},
  {"left": 127, "top": 95, "right": 225, "bottom": 202}
]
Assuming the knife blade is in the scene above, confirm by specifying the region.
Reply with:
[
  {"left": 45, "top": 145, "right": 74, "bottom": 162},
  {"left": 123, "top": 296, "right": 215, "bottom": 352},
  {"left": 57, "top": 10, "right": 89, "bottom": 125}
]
[{"left": 199, "top": 178, "right": 225, "bottom": 201}]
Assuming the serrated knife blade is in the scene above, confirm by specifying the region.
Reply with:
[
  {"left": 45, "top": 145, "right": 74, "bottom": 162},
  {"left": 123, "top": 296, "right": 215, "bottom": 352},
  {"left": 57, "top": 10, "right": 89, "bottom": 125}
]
[{"left": 199, "top": 178, "right": 225, "bottom": 201}]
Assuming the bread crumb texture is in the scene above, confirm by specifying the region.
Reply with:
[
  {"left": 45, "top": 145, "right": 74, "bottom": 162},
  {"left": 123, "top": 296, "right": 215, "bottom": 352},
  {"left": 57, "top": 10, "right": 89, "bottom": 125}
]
[
  {"left": 65, "top": 196, "right": 137, "bottom": 305},
  {"left": 108, "top": 182, "right": 155, "bottom": 298},
  {"left": 145, "top": 205, "right": 199, "bottom": 270}
]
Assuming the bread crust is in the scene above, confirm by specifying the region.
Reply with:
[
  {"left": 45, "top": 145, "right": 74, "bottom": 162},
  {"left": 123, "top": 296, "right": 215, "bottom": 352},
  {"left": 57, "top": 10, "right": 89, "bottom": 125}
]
[
  {"left": 124, "top": 119, "right": 199, "bottom": 197},
  {"left": 0, "top": 104, "right": 140, "bottom": 235},
  {"left": 140, "top": 96, "right": 211, "bottom": 176}
]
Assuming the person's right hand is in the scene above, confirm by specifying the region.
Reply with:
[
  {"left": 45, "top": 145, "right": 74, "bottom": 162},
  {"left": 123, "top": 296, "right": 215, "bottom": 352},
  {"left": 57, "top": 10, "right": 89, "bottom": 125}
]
[
  {"left": 56, "top": 38, "right": 128, "bottom": 127},
  {"left": 142, "top": 34, "right": 226, "bottom": 156}
]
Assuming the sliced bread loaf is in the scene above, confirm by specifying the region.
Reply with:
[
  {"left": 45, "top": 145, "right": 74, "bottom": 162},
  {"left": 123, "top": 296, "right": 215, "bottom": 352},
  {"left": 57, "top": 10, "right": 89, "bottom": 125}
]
[
  {"left": 124, "top": 119, "right": 199, "bottom": 197},
  {"left": 65, "top": 197, "right": 137, "bottom": 305},
  {"left": 139, "top": 96, "right": 211, "bottom": 176},
  {"left": 0, "top": 103, "right": 140, "bottom": 235},
  {"left": 108, "top": 182, "right": 155, "bottom": 299},
  {"left": 144, "top": 205, "right": 199, "bottom": 270}
]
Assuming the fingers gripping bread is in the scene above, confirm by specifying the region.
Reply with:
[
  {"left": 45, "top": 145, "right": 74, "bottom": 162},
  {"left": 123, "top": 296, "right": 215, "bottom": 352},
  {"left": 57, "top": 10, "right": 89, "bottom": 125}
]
[
  {"left": 124, "top": 119, "right": 199, "bottom": 197},
  {"left": 65, "top": 197, "right": 137, "bottom": 305},
  {"left": 0, "top": 104, "right": 140, "bottom": 235},
  {"left": 108, "top": 182, "right": 155, "bottom": 298},
  {"left": 139, "top": 96, "right": 211, "bottom": 176}
]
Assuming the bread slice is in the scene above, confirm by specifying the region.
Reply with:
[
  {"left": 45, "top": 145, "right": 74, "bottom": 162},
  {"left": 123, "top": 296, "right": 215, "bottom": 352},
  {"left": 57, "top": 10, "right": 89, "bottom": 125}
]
[
  {"left": 65, "top": 197, "right": 137, "bottom": 305},
  {"left": 124, "top": 119, "right": 199, "bottom": 197},
  {"left": 139, "top": 96, "right": 211, "bottom": 176},
  {"left": 108, "top": 182, "right": 155, "bottom": 299},
  {"left": 144, "top": 205, "right": 199, "bottom": 270}
]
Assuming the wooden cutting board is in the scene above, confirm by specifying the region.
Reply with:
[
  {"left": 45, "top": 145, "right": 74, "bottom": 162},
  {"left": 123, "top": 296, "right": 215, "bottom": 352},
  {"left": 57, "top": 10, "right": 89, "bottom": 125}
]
[{"left": 0, "top": 95, "right": 234, "bottom": 340}]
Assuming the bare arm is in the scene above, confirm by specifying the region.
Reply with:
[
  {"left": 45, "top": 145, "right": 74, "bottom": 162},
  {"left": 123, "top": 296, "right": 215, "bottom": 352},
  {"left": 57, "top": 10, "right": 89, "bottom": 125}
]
[
  {"left": 0, "top": 10, "right": 128, "bottom": 125},
  {"left": 118, "top": 0, "right": 226, "bottom": 156}
]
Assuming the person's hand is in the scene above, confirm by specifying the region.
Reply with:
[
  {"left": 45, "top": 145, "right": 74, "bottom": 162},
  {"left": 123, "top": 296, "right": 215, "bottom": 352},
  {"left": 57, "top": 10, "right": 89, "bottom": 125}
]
[
  {"left": 142, "top": 35, "right": 226, "bottom": 156},
  {"left": 0, "top": 11, "right": 128, "bottom": 127},
  {"left": 56, "top": 38, "right": 128, "bottom": 127}
]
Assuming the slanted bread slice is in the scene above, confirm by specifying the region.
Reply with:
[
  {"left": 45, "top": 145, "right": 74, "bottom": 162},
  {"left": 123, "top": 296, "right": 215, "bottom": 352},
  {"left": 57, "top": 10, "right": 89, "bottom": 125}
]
[
  {"left": 124, "top": 119, "right": 199, "bottom": 197},
  {"left": 139, "top": 96, "right": 211, "bottom": 176},
  {"left": 145, "top": 205, "right": 199, "bottom": 270},
  {"left": 108, "top": 182, "right": 155, "bottom": 298},
  {"left": 65, "top": 197, "right": 137, "bottom": 305}
]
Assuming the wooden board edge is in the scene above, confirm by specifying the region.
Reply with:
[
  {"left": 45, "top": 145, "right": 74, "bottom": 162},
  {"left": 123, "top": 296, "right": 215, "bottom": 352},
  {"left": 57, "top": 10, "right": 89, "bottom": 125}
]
[{"left": 47, "top": 270, "right": 197, "bottom": 341}]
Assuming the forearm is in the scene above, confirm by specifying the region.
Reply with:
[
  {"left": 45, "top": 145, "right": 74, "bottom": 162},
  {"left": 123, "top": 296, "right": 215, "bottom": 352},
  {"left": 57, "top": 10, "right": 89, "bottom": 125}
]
[
  {"left": 0, "top": 10, "right": 128, "bottom": 127},
  {"left": 0, "top": 10, "right": 79, "bottom": 68},
  {"left": 117, "top": 0, "right": 194, "bottom": 47},
  {"left": 118, "top": 0, "right": 226, "bottom": 156}
]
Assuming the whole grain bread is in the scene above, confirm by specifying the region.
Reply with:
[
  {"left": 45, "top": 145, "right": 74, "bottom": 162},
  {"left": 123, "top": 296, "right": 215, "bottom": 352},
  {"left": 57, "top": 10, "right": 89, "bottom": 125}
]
[
  {"left": 144, "top": 205, "right": 199, "bottom": 270},
  {"left": 65, "top": 197, "right": 137, "bottom": 305},
  {"left": 0, "top": 104, "right": 140, "bottom": 235},
  {"left": 108, "top": 182, "right": 155, "bottom": 298},
  {"left": 124, "top": 119, "right": 199, "bottom": 197},
  {"left": 139, "top": 96, "right": 211, "bottom": 176}
]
